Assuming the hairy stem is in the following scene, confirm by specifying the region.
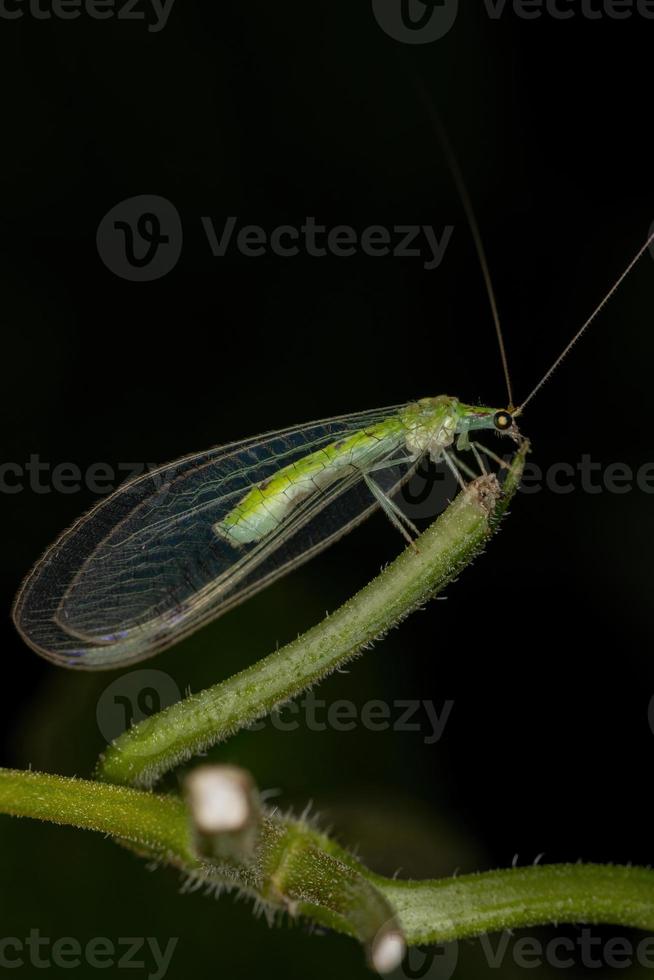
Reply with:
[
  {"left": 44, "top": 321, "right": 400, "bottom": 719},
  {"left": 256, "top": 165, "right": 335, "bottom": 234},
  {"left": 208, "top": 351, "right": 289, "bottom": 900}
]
[
  {"left": 2, "top": 769, "right": 653, "bottom": 948},
  {"left": 98, "top": 443, "right": 528, "bottom": 788},
  {"left": 378, "top": 865, "right": 654, "bottom": 942},
  {"left": 0, "top": 767, "right": 195, "bottom": 862},
  {"left": 0, "top": 445, "right": 536, "bottom": 969},
  {"left": 0, "top": 768, "right": 400, "bottom": 964}
]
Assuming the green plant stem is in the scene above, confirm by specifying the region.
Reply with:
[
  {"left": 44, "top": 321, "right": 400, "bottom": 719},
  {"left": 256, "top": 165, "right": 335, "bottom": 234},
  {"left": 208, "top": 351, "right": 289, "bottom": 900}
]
[
  {"left": 98, "top": 443, "right": 528, "bottom": 788},
  {"left": 1, "top": 444, "right": 540, "bottom": 966},
  {"left": 0, "top": 767, "right": 195, "bottom": 862},
  {"left": 0, "top": 768, "right": 399, "bottom": 955},
  {"left": 378, "top": 865, "right": 654, "bottom": 942},
  {"left": 2, "top": 768, "right": 653, "bottom": 945}
]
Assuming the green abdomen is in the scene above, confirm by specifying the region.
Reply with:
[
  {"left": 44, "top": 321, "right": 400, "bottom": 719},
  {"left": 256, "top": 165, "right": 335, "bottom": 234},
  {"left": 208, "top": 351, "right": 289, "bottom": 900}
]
[{"left": 214, "top": 418, "right": 404, "bottom": 546}]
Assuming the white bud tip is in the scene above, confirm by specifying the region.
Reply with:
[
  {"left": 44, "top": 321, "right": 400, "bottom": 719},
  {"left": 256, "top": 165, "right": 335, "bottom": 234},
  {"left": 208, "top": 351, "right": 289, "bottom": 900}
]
[
  {"left": 186, "top": 766, "right": 252, "bottom": 834},
  {"left": 372, "top": 930, "right": 406, "bottom": 974}
]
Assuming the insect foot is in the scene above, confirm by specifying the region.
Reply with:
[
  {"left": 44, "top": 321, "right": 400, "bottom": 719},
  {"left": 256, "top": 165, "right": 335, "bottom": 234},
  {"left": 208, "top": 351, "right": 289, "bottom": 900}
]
[{"left": 471, "top": 473, "right": 502, "bottom": 515}]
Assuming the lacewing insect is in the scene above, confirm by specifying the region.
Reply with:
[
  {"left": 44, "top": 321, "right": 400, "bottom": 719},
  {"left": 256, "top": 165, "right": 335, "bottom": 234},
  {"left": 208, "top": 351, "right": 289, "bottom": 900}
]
[
  {"left": 12, "top": 174, "right": 654, "bottom": 669},
  {"left": 11, "top": 398, "right": 523, "bottom": 669}
]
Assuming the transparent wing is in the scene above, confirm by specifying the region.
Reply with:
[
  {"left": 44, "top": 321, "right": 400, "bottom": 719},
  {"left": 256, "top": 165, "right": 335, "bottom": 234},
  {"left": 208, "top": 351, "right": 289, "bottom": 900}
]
[{"left": 12, "top": 406, "right": 415, "bottom": 669}]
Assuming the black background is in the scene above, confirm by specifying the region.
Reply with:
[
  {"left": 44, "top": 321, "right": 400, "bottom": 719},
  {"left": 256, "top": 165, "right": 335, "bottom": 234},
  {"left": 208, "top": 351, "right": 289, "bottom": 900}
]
[{"left": 1, "top": 2, "right": 654, "bottom": 978}]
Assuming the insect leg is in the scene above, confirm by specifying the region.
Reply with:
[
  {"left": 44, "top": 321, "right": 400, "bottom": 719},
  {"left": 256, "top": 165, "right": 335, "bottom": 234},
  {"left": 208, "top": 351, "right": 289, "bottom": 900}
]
[
  {"left": 470, "top": 443, "right": 488, "bottom": 476},
  {"left": 470, "top": 441, "right": 511, "bottom": 471},
  {"left": 438, "top": 451, "right": 479, "bottom": 481},
  {"left": 441, "top": 449, "right": 469, "bottom": 492},
  {"left": 363, "top": 473, "right": 418, "bottom": 547},
  {"left": 361, "top": 454, "right": 422, "bottom": 533},
  {"left": 364, "top": 454, "right": 416, "bottom": 475}
]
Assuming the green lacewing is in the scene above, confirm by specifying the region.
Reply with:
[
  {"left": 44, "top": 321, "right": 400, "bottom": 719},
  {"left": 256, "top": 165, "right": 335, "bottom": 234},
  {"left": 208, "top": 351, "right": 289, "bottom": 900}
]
[
  {"left": 12, "top": 192, "right": 654, "bottom": 669},
  {"left": 11, "top": 397, "right": 520, "bottom": 669}
]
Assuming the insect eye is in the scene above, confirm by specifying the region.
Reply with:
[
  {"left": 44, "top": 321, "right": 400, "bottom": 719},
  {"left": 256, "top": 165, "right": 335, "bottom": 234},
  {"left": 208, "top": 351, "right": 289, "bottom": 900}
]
[{"left": 494, "top": 411, "right": 513, "bottom": 431}]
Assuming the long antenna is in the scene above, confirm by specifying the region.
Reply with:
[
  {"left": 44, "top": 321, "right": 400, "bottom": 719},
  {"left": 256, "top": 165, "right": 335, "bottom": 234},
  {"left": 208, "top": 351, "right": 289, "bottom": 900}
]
[
  {"left": 515, "top": 228, "right": 654, "bottom": 417},
  {"left": 414, "top": 79, "right": 514, "bottom": 410}
]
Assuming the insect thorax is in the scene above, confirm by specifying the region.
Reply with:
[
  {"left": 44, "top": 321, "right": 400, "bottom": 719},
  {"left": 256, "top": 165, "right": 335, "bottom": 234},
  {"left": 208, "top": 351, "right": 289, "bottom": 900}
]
[{"left": 400, "top": 396, "right": 460, "bottom": 461}]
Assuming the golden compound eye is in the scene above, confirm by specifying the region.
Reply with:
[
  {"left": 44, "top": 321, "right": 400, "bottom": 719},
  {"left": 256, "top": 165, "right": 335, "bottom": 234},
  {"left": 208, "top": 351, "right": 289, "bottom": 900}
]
[{"left": 494, "top": 411, "right": 513, "bottom": 431}]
